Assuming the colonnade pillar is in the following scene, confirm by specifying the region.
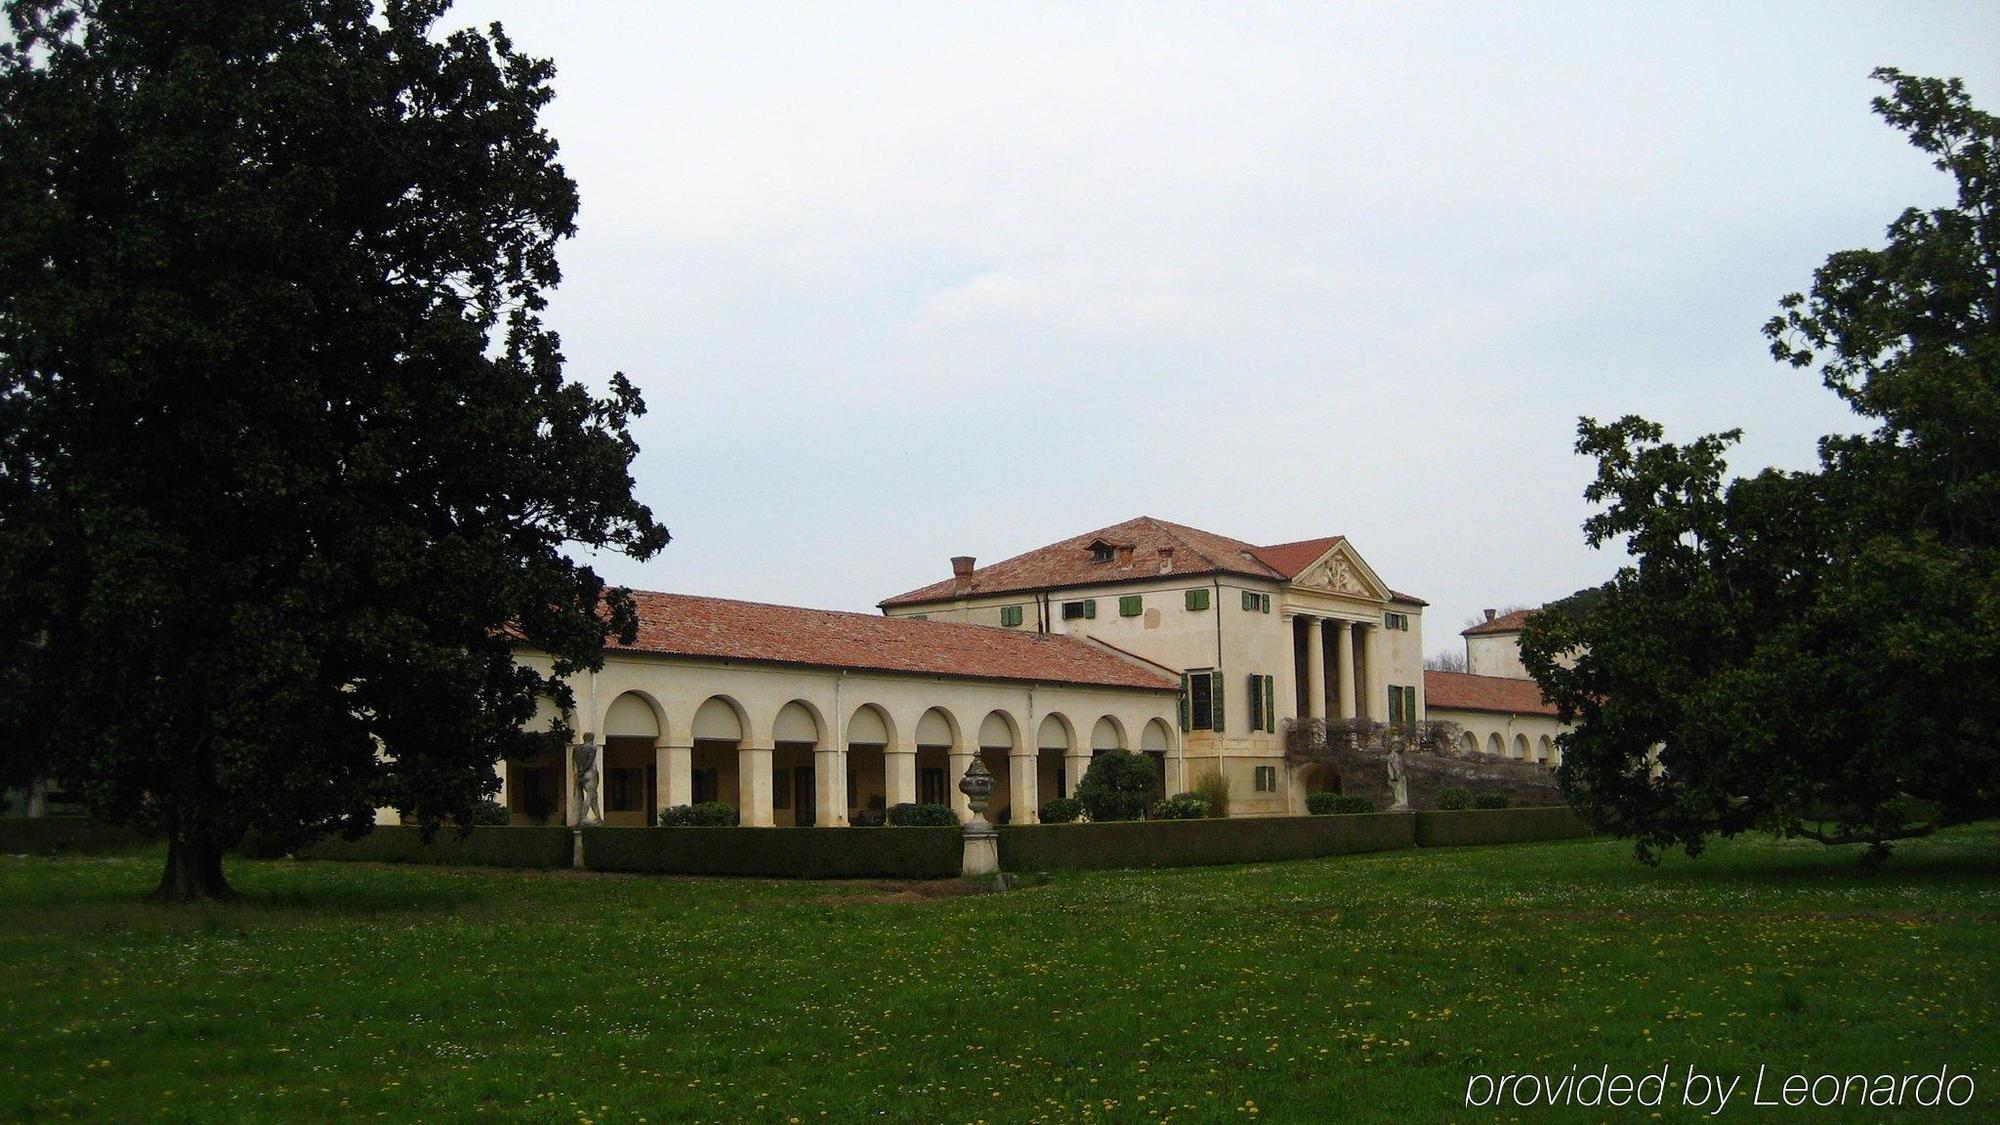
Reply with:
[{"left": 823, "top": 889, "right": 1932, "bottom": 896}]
[
  {"left": 885, "top": 740, "right": 918, "bottom": 808},
  {"left": 815, "top": 745, "right": 847, "bottom": 826},
  {"left": 738, "top": 746, "right": 775, "bottom": 827},
  {"left": 1304, "top": 616, "right": 1327, "bottom": 720},
  {"left": 1010, "top": 746, "right": 1039, "bottom": 824},
  {"left": 1334, "top": 621, "right": 1357, "bottom": 719},
  {"left": 1364, "top": 623, "right": 1386, "bottom": 722},
  {"left": 657, "top": 740, "right": 693, "bottom": 813}
]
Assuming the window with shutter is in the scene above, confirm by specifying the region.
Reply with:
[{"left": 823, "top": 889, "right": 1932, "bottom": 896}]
[
  {"left": 1084, "top": 598, "right": 1097, "bottom": 619},
  {"left": 1186, "top": 588, "right": 1210, "bottom": 611},
  {"left": 1248, "top": 674, "right": 1264, "bottom": 731},
  {"left": 1211, "top": 673, "right": 1225, "bottom": 733},
  {"left": 1120, "top": 594, "right": 1143, "bottom": 617},
  {"left": 1000, "top": 605, "right": 1023, "bottom": 627},
  {"left": 1263, "top": 675, "right": 1276, "bottom": 732}
]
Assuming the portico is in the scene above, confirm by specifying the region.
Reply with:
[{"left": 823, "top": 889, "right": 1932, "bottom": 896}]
[{"left": 1289, "top": 612, "right": 1389, "bottom": 723}]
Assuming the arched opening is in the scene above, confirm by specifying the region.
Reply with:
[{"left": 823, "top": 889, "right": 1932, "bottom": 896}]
[
  {"left": 1513, "top": 733, "right": 1530, "bottom": 761},
  {"left": 1460, "top": 730, "right": 1478, "bottom": 756},
  {"left": 1037, "top": 714, "right": 1073, "bottom": 804},
  {"left": 1486, "top": 731, "right": 1504, "bottom": 757},
  {"left": 1536, "top": 735, "right": 1554, "bottom": 766},
  {"left": 847, "top": 704, "right": 892, "bottom": 823},
  {"left": 600, "top": 692, "right": 662, "bottom": 826},
  {"left": 507, "top": 692, "right": 570, "bottom": 825},
  {"left": 772, "top": 701, "right": 825, "bottom": 826},
  {"left": 691, "top": 696, "right": 745, "bottom": 814},
  {"left": 977, "top": 710, "right": 1017, "bottom": 824},
  {"left": 1303, "top": 763, "right": 1343, "bottom": 794},
  {"left": 914, "top": 707, "right": 957, "bottom": 807}
]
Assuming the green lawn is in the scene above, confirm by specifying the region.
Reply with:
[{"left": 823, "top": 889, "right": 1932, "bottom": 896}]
[{"left": 4, "top": 826, "right": 1997, "bottom": 1122}]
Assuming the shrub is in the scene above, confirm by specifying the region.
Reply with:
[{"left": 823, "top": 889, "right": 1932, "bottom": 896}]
[
  {"left": 1151, "top": 793, "right": 1211, "bottom": 820},
  {"left": 850, "top": 807, "right": 887, "bottom": 827},
  {"left": 1039, "top": 797, "right": 1084, "bottom": 824},
  {"left": 1307, "top": 793, "right": 1375, "bottom": 815},
  {"left": 1190, "top": 768, "right": 1231, "bottom": 818},
  {"left": 467, "top": 798, "right": 512, "bottom": 826},
  {"left": 658, "top": 801, "right": 738, "bottom": 827},
  {"left": 887, "top": 802, "right": 957, "bottom": 827},
  {"left": 1075, "top": 749, "right": 1159, "bottom": 823},
  {"left": 1437, "top": 787, "right": 1473, "bottom": 811},
  {"left": 1473, "top": 792, "right": 1512, "bottom": 810}
]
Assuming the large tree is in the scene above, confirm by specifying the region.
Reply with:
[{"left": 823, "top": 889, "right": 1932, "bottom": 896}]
[
  {"left": 1522, "top": 69, "right": 1999, "bottom": 863},
  {"left": 0, "top": 0, "right": 669, "bottom": 899}
]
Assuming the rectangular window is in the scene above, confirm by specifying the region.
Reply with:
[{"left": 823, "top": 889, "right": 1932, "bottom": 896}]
[
  {"left": 692, "top": 768, "right": 718, "bottom": 804},
  {"left": 772, "top": 767, "right": 791, "bottom": 809},
  {"left": 608, "top": 768, "right": 645, "bottom": 813},
  {"left": 1061, "top": 599, "right": 1096, "bottom": 620},
  {"left": 1184, "top": 670, "right": 1223, "bottom": 732},
  {"left": 1185, "top": 588, "right": 1211, "bottom": 611},
  {"left": 1384, "top": 611, "right": 1409, "bottom": 631},
  {"left": 1119, "top": 594, "right": 1143, "bottom": 617},
  {"left": 1387, "top": 685, "right": 1417, "bottom": 724},
  {"left": 1000, "top": 604, "right": 1023, "bottom": 627},
  {"left": 1254, "top": 765, "right": 1277, "bottom": 792},
  {"left": 919, "top": 767, "right": 948, "bottom": 806},
  {"left": 1242, "top": 591, "right": 1273, "bottom": 613}
]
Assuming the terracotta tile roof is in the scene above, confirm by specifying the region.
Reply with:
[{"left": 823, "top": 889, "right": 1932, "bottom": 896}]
[
  {"left": 604, "top": 590, "right": 1179, "bottom": 692},
  {"left": 1462, "top": 609, "right": 1535, "bottom": 636},
  {"left": 1423, "top": 670, "right": 1559, "bottom": 717},
  {"left": 880, "top": 516, "right": 1425, "bottom": 608}
]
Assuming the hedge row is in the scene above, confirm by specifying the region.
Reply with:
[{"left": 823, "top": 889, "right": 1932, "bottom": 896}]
[
  {"left": 0, "top": 817, "right": 154, "bottom": 855},
  {"left": 997, "top": 813, "right": 1414, "bottom": 872},
  {"left": 581, "top": 826, "right": 962, "bottom": 879},
  {"left": 297, "top": 825, "right": 572, "bottom": 869},
  {"left": 1413, "top": 806, "right": 1592, "bottom": 848}
]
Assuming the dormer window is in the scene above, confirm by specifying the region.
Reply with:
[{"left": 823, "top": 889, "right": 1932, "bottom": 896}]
[{"left": 1091, "top": 543, "right": 1114, "bottom": 563}]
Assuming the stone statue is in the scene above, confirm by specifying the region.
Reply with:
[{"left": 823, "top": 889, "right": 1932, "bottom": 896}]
[
  {"left": 573, "top": 734, "right": 602, "bottom": 826},
  {"left": 1386, "top": 744, "right": 1409, "bottom": 812}
]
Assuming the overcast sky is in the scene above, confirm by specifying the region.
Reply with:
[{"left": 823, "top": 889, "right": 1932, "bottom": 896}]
[{"left": 454, "top": 1, "right": 1996, "bottom": 652}]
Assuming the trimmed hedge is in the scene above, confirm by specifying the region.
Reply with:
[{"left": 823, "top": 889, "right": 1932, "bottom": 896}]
[
  {"left": 0, "top": 817, "right": 153, "bottom": 855},
  {"left": 582, "top": 826, "right": 962, "bottom": 879},
  {"left": 297, "top": 825, "right": 572, "bottom": 869},
  {"left": 1414, "top": 806, "right": 1591, "bottom": 848},
  {"left": 997, "top": 813, "right": 1413, "bottom": 872}
]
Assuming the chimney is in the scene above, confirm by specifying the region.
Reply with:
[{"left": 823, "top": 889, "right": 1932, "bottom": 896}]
[
  {"left": 951, "top": 555, "right": 975, "bottom": 577},
  {"left": 1484, "top": 608, "right": 1496, "bottom": 621}
]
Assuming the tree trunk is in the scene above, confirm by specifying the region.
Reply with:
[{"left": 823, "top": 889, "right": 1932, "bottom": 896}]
[{"left": 148, "top": 834, "right": 240, "bottom": 903}]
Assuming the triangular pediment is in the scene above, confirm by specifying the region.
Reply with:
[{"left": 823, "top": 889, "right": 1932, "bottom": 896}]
[{"left": 1287, "top": 541, "right": 1390, "bottom": 602}]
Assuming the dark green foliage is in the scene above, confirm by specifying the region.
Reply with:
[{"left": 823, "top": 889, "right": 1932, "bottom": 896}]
[
  {"left": 658, "top": 802, "right": 738, "bottom": 827},
  {"left": 1473, "top": 793, "right": 1511, "bottom": 810},
  {"left": 1190, "top": 769, "right": 1231, "bottom": 818},
  {"left": 1523, "top": 70, "right": 2000, "bottom": 864},
  {"left": 1151, "top": 793, "right": 1210, "bottom": 820},
  {"left": 1075, "top": 749, "right": 1158, "bottom": 823},
  {"left": 1437, "top": 787, "right": 1473, "bottom": 811},
  {"left": 0, "top": 816, "right": 152, "bottom": 854},
  {"left": 468, "top": 799, "right": 512, "bottom": 827},
  {"left": 997, "top": 814, "right": 1413, "bottom": 871},
  {"left": 1412, "top": 807, "right": 1592, "bottom": 848},
  {"left": 298, "top": 825, "right": 572, "bottom": 868},
  {"left": 850, "top": 808, "right": 886, "bottom": 827},
  {"left": 1038, "top": 797, "right": 1084, "bottom": 824},
  {"left": 0, "top": 1, "right": 669, "bottom": 900},
  {"left": 887, "top": 802, "right": 956, "bottom": 827},
  {"left": 1308, "top": 794, "right": 1375, "bottom": 815},
  {"left": 582, "top": 826, "right": 962, "bottom": 879}
]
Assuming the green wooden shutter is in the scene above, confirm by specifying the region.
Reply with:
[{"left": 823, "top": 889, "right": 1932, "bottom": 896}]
[
  {"left": 1083, "top": 598, "right": 1096, "bottom": 619},
  {"left": 1263, "top": 675, "right": 1276, "bottom": 732},
  {"left": 1178, "top": 673, "right": 1191, "bottom": 731},
  {"left": 1120, "top": 594, "right": 1142, "bottom": 616},
  {"left": 1211, "top": 673, "right": 1225, "bottom": 733},
  {"left": 1246, "top": 673, "right": 1260, "bottom": 731}
]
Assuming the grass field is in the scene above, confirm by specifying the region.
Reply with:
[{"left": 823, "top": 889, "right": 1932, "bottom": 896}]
[{"left": 4, "top": 825, "right": 1997, "bottom": 1122}]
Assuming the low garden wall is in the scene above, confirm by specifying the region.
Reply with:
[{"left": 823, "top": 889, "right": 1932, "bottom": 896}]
[
  {"left": 581, "top": 826, "right": 962, "bottom": 880},
  {"left": 0, "top": 817, "right": 153, "bottom": 855},
  {"left": 1414, "top": 806, "right": 1592, "bottom": 848},
  {"left": 998, "top": 813, "right": 1414, "bottom": 872},
  {"left": 297, "top": 825, "right": 572, "bottom": 869}
]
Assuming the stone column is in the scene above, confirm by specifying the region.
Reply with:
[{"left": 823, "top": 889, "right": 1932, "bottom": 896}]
[
  {"left": 658, "top": 740, "right": 693, "bottom": 811},
  {"left": 1064, "top": 751, "right": 1090, "bottom": 800},
  {"left": 1304, "top": 616, "right": 1327, "bottom": 720},
  {"left": 1364, "top": 622, "right": 1387, "bottom": 721},
  {"left": 1335, "top": 621, "right": 1357, "bottom": 719},
  {"left": 884, "top": 740, "right": 918, "bottom": 808},
  {"left": 1010, "top": 746, "right": 1038, "bottom": 824},
  {"left": 737, "top": 746, "right": 775, "bottom": 827},
  {"left": 948, "top": 748, "right": 975, "bottom": 822},
  {"left": 815, "top": 745, "right": 847, "bottom": 826},
  {"left": 1276, "top": 614, "right": 1300, "bottom": 727}
]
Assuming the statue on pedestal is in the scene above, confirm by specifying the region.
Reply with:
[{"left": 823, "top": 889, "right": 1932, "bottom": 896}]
[
  {"left": 1386, "top": 744, "right": 1409, "bottom": 812},
  {"left": 573, "top": 733, "right": 602, "bottom": 826}
]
